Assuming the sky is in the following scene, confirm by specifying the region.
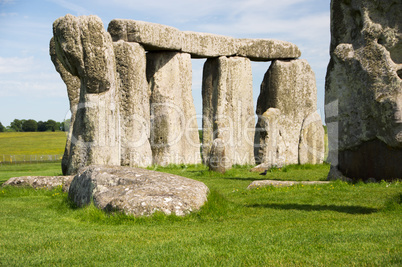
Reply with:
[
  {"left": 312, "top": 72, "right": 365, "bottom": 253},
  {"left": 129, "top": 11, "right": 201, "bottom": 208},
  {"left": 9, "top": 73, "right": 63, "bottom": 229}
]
[{"left": 0, "top": 0, "right": 330, "bottom": 128}]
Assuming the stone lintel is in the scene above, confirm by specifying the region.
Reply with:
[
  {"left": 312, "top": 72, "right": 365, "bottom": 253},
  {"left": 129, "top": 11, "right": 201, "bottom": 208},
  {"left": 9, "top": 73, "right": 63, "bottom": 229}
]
[{"left": 108, "top": 19, "right": 301, "bottom": 60}]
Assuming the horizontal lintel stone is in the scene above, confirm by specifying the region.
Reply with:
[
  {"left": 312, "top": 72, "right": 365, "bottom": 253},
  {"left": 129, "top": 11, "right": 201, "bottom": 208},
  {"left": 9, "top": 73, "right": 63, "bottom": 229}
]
[{"left": 108, "top": 19, "right": 301, "bottom": 60}]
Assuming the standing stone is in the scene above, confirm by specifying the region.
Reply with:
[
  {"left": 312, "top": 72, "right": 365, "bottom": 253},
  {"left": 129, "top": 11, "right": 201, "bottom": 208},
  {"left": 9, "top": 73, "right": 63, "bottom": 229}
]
[
  {"left": 208, "top": 138, "right": 231, "bottom": 174},
  {"left": 255, "top": 59, "right": 323, "bottom": 167},
  {"left": 326, "top": 0, "right": 402, "bottom": 181},
  {"left": 146, "top": 52, "right": 201, "bottom": 166},
  {"left": 202, "top": 56, "right": 255, "bottom": 166},
  {"left": 49, "top": 37, "right": 80, "bottom": 175},
  {"left": 114, "top": 41, "right": 152, "bottom": 167},
  {"left": 53, "top": 14, "right": 120, "bottom": 175},
  {"left": 299, "top": 111, "right": 325, "bottom": 164},
  {"left": 254, "top": 108, "right": 287, "bottom": 169}
]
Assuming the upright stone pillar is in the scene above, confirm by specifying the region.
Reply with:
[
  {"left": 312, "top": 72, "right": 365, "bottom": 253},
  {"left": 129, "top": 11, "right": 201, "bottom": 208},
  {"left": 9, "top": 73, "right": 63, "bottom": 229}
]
[
  {"left": 255, "top": 59, "right": 324, "bottom": 168},
  {"left": 114, "top": 41, "right": 152, "bottom": 167},
  {"left": 326, "top": 0, "right": 402, "bottom": 181},
  {"left": 49, "top": 37, "right": 80, "bottom": 175},
  {"left": 146, "top": 52, "right": 201, "bottom": 166},
  {"left": 202, "top": 56, "right": 255, "bottom": 167},
  {"left": 53, "top": 14, "right": 120, "bottom": 175}
]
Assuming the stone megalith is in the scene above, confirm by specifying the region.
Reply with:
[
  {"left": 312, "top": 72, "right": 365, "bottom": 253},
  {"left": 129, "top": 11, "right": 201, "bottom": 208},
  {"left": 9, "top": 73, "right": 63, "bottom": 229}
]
[
  {"left": 52, "top": 14, "right": 120, "bottom": 175},
  {"left": 208, "top": 138, "right": 231, "bottom": 174},
  {"left": 299, "top": 111, "right": 325, "bottom": 164},
  {"left": 113, "top": 40, "right": 152, "bottom": 167},
  {"left": 254, "top": 108, "right": 287, "bottom": 168},
  {"left": 108, "top": 19, "right": 301, "bottom": 61},
  {"left": 49, "top": 37, "right": 80, "bottom": 175},
  {"left": 202, "top": 56, "right": 255, "bottom": 166},
  {"left": 146, "top": 52, "right": 201, "bottom": 166},
  {"left": 255, "top": 59, "right": 324, "bottom": 168},
  {"left": 68, "top": 165, "right": 209, "bottom": 216},
  {"left": 326, "top": 0, "right": 402, "bottom": 181}
]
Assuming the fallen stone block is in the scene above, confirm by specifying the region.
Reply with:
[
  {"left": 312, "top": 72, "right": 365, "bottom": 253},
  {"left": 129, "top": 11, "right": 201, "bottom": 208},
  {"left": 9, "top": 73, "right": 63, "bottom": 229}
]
[
  {"left": 247, "top": 179, "right": 330, "bottom": 189},
  {"left": 2, "top": 176, "right": 74, "bottom": 191},
  {"left": 68, "top": 165, "right": 209, "bottom": 216}
]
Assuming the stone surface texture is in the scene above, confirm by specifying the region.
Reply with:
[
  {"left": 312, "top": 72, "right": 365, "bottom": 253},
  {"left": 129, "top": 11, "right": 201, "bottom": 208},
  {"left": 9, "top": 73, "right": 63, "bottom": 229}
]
[
  {"left": 237, "top": 38, "right": 301, "bottom": 61},
  {"left": 108, "top": 19, "right": 301, "bottom": 61},
  {"left": 68, "top": 165, "right": 209, "bottom": 216},
  {"left": 182, "top": 31, "right": 238, "bottom": 58},
  {"left": 146, "top": 52, "right": 201, "bottom": 166},
  {"left": 202, "top": 56, "right": 255, "bottom": 166},
  {"left": 114, "top": 40, "right": 152, "bottom": 167},
  {"left": 50, "top": 37, "right": 81, "bottom": 175},
  {"left": 2, "top": 176, "right": 74, "bottom": 191},
  {"left": 299, "top": 111, "right": 325, "bottom": 164},
  {"left": 108, "top": 19, "right": 182, "bottom": 51},
  {"left": 207, "top": 138, "right": 231, "bottom": 173},
  {"left": 53, "top": 14, "right": 120, "bottom": 175},
  {"left": 255, "top": 59, "right": 323, "bottom": 168},
  {"left": 326, "top": 0, "right": 402, "bottom": 180}
]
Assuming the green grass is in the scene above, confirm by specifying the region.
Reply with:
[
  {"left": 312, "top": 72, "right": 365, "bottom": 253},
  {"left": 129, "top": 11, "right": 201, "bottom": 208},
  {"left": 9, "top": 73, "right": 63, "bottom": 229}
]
[
  {"left": 0, "top": 163, "right": 401, "bottom": 266},
  {"left": 0, "top": 162, "right": 63, "bottom": 184},
  {"left": 0, "top": 132, "right": 66, "bottom": 155}
]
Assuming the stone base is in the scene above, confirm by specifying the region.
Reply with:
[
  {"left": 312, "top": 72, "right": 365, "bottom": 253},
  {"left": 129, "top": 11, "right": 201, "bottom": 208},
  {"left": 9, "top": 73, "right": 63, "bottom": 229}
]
[{"left": 337, "top": 139, "right": 402, "bottom": 181}]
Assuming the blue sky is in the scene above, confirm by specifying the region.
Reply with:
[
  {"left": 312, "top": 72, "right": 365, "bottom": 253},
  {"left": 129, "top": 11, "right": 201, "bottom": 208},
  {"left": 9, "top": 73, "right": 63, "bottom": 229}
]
[{"left": 0, "top": 0, "right": 330, "bottom": 128}]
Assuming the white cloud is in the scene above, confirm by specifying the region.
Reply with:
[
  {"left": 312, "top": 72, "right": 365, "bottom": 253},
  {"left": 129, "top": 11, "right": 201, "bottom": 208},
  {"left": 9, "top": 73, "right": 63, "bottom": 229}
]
[
  {"left": 0, "top": 73, "right": 66, "bottom": 98},
  {"left": 0, "top": 0, "right": 14, "bottom": 4},
  {"left": 48, "top": 0, "right": 90, "bottom": 16},
  {"left": 0, "top": 12, "right": 17, "bottom": 16},
  {"left": 0, "top": 56, "right": 34, "bottom": 73}
]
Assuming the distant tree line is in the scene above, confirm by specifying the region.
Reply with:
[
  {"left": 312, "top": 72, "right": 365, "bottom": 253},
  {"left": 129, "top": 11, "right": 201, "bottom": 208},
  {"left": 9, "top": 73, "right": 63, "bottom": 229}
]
[{"left": 0, "top": 119, "right": 70, "bottom": 132}]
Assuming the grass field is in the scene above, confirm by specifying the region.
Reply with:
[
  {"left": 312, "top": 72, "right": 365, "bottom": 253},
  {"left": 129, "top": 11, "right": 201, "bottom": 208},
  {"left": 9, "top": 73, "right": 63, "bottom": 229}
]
[
  {"left": 0, "top": 132, "right": 66, "bottom": 156},
  {"left": 0, "top": 163, "right": 401, "bottom": 266}
]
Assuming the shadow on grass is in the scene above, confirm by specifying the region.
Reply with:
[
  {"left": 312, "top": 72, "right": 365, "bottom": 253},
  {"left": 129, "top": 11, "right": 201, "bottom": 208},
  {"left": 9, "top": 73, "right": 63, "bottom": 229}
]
[{"left": 247, "top": 203, "right": 378, "bottom": 214}]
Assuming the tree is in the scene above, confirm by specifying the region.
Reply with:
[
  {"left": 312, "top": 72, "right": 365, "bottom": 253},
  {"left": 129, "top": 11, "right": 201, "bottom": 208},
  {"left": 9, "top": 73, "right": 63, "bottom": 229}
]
[
  {"left": 22, "top": 119, "right": 38, "bottom": 132},
  {"left": 10, "top": 119, "right": 23, "bottom": 132},
  {"left": 55, "top": 122, "right": 61, "bottom": 131},
  {"left": 0, "top": 122, "right": 4, "bottom": 132},
  {"left": 46, "top": 120, "right": 57, "bottom": 132},
  {"left": 37, "top": 121, "right": 47, "bottom": 132},
  {"left": 61, "top": 119, "right": 71, "bottom": 132}
]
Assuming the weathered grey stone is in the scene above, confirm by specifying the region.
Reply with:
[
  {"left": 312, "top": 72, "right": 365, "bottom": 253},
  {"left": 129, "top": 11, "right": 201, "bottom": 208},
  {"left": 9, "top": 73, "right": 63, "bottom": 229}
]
[
  {"left": 299, "top": 111, "right": 325, "bottom": 164},
  {"left": 237, "top": 39, "right": 301, "bottom": 61},
  {"left": 254, "top": 108, "right": 286, "bottom": 169},
  {"left": 208, "top": 138, "right": 231, "bottom": 174},
  {"left": 114, "top": 41, "right": 152, "bottom": 167},
  {"left": 202, "top": 56, "right": 255, "bottom": 166},
  {"left": 255, "top": 59, "right": 322, "bottom": 166},
  {"left": 49, "top": 37, "right": 80, "bottom": 111},
  {"left": 146, "top": 52, "right": 201, "bottom": 166},
  {"left": 108, "top": 19, "right": 301, "bottom": 60},
  {"left": 68, "top": 165, "right": 209, "bottom": 216},
  {"left": 53, "top": 14, "right": 120, "bottom": 175},
  {"left": 182, "top": 31, "right": 238, "bottom": 58},
  {"left": 326, "top": 0, "right": 402, "bottom": 181},
  {"left": 247, "top": 179, "right": 330, "bottom": 189},
  {"left": 50, "top": 37, "right": 81, "bottom": 175},
  {"left": 108, "top": 19, "right": 183, "bottom": 51},
  {"left": 2, "top": 176, "right": 74, "bottom": 191}
]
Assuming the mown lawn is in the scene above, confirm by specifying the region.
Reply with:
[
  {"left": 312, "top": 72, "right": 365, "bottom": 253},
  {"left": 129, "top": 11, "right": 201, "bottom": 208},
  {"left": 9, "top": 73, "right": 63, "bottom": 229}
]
[
  {"left": 0, "top": 163, "right": 401, "bottom": 266},
  {"left": 0, "top": 132, "right": 66, "bottom": 156}
]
